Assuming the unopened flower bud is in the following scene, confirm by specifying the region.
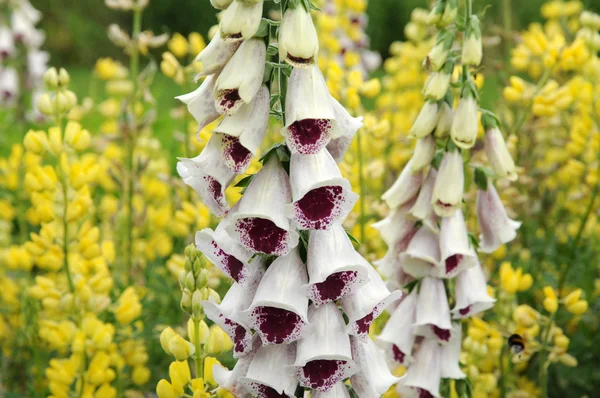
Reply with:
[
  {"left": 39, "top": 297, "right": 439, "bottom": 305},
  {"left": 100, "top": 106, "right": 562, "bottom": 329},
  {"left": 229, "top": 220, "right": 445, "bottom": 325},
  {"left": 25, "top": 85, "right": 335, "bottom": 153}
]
[
  {"left": 462, "top": 16, "right": 483, "bottom": 66},
  {"left": 168, "top": 334, "right": 196, "bottom": 361},
  {"left": 160, "top": 327, "right": 177, "bottom": 355},
  {"left": 178, "top": 270, "right": 187, "bottom": 289},
  {"left": 409, "top": 101, "right": 439, "bottom": 138},
  {"left": 58, "top": 68, "right": 70, "bottom": 86},
  {"left": 279, "top": 5, "right": 319, "bottom": 67},
  {"left": 440, "top": 0, "right": 458, "bottom": 26},
  {"left": 451, "top": 93, "right": 478, "bottom": 149},
  {"left": 44, "top": 67, "right": 59, "bottom": 89},
  {"left": 434, "top": 101, "right": 453, "bottom": 138},
  {"left": 192, "top": 290, "right": 203, "bottom": 317},
  {"left": 187, "top": 318, "right": 209, "bottom": 344},
  {"left": 205, "top": 325, "right": 233, "bottom": 354},
  {"left": 185, "top": 271, "right": 196, "bottom": 291},
  {"left": 180, "top": 290, "right": 192, "bottom": 313},
  {"left": 196, "top": 269, "right": 209, "bottom": 289},
  {"left": 36, "top": 93, "right": 54, "bottom": 116},
  {"left": 564, "top": 289, "right": 583, "bottom": 307},
  {"left": 24, "top": 130, "right": 48, "bottom": 154}
]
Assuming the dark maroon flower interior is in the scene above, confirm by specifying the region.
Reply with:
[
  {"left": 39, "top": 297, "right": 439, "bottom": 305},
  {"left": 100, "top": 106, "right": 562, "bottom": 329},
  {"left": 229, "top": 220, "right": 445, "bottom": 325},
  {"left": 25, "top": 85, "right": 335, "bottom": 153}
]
[
  {"left": 312, "top": 271, "right": 358, "bottom": 304},
  {"left": 218, "top": 88, "right": 241, "bottom": 112},
  {"left": 459, "top": 305, "right": 472, "bottom": 316},
  {"left": 210, "top": 240, "right": 244, "bottom": 282},
  {"left": 354, "top": 311, "right": 375, "bottom": 335},
  {"left": 294, "top": 185, "right": 343, "bottom": 230},
  {"left": 222, "top": 135, "right": 252, "bottom": 173},
  {"left": 236, "top": 217, "right": 288, "bottom": 255},
  {"left": 419, "top": 388, "right": 435, "bottom": 398},
  {"left": 392, "top": 344, "right": 406, "bottom": 363},
  {"left": 203, "top": 175, "right": 225, "bottom": 205},
  {"left": 253, "top": 306, "right": 304, "bottom": 344},
  {"left": 257, "top": 385, "right": 288, "bottom": 398},
  {"left": 299, "top": 359, "right": 346, "bottom": 390},
  {"left": 287, "top": 118, "right": 332, "bottom": 154},
  {"left": 432, "top": 325, "right": 451, "bottom": 342},
  {"left": 445, "top": 254, "right": 463, "bottom": 275},
  {"left": 224, "top": 319, "right": 249, "bottom": 355}
]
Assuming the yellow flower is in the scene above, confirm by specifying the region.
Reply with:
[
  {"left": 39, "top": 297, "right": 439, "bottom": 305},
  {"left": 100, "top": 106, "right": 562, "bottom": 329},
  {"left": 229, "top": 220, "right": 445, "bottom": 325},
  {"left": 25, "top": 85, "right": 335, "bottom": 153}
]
[
  {"left": 168, "top": 33, "right": 189, "bottom": 59},
  {"left": 95, "top": 58, "right": 120, "bottom": 80},
  {"left": 156, "top": 379, "right": 178, "bottom": 398}
]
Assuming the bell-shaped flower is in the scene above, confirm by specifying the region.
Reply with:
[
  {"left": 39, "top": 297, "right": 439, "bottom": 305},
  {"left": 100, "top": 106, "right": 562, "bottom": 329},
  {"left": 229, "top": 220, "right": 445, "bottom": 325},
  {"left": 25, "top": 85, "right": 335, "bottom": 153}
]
[
  {"left": 293, "top": 303, "right": 357, "bottom": 391},
  {"left": 202, "top": 282, "right": 258, "bottom": 357},
  {"left": 242, "top": 249, "right": 310, "bottom": 345},
  {"left": 0, "top": 27, "right": 15, "bottom": 59},
  {"left": 450, "top": 94, "right": 478, "bottom": 149},
  {"left": 288, "top": 150, "right": 358, "bottom": 230},
  {"left": 423, "top": 65, "right": 452, "bottom": 101},
  {"left": 302, "top": 223, "right": 370, "bottom": 306},
  {"left": 28, "top": 50, "right": 49, "bottom": 83},
  {"left": 452, "top": 260, "right": 495, "bottom": 319},
  {"left": 176, "top": 74, "right": 220, "bottom": 133},
  {"left": 195, "top": 29, "right": 241, "bottom": 77},
  {"left": 376, "top": 289, "right": 418, "bottom": 366},
  {"left": 212, "top": 335, "right": 261, "bottom": 398},
  {"left": 350, "top": 336, "right": 400, "bottom": 398},
  {"left": 400, "top": 227, "right": 441, "bottom": 279},
  {"left": 239, "top": 343, "right": 298, "bottom": 397},
  {"left": 484, "top": 126, "right": 517, "bottom": 181},
  {"left": 281, "top": 66, "right": 342, "bottom": 154},
  {"left": 195, "top": 208, "right": 262, "bottom": 287},
  {"left": 312, "top": 383, "right": 350, "bottom": 398},
  {"left": 439, "top": 209, "right": 478, "bottom": 278},
  {"left": 340, "top": 265, "right": 403, "bottom": 337},
  {"left": 477, "top": 182, "right": 521, "bottom": 253},
  {"left": 462, "top": 16, "right": 483, "bottom": 66},
  {"left": 411, "top": 135, "right": 436, "bottom": 172},
  {"left": 409, "top": 168, "right": 439, "bottom": 232},
  {"left": 210, "top": 0, "right": 233, "bottom": 9},
  {"left": 219, "top": 0, "right": 263, "bottom": 41},
  {"left": 213, "top": 85, "right": 270, "bottom": 172},
  {"left": 431, "top": 149, "right": 463, "bottom": 217},
  {"left": 381, "top": 157, "right": 425, "bottom": 209},
  {"left": 440, "top": 323, "right": 466, "bottom": 379},
  {"left": 227, "top": 156, "right": 299, "bottom": 255},
  {"left": 408, "top": 101, "right": 439, "bottom": 139},
  {"left": 414, "top": 276, "right": 452, "bottom": 343},
  {"left": 214, "top": 38, "right": 266, "bottom": 115},
  {"left": 279, "top": 5, "right": 319, "bottom": 67},
  {"left": 11, "top": 10, "right": 44, "bottom": 47},
  {"left": 434, "top": 101, "right": 453, "bottom": 139},
  {"left": 325, "top": 98, "right": 364, "bottom": 162},
  {"left": 177, "top": 134, "right": 236, "bottom": 217},
  {"left": 427, "top": 31, "right": 452, "bottom": 71},
  {"left": 399, "top": 338, "right": 442, "bottom": 398},
  {"left": 0, "top": 68, "right": 18, "bottom": 104}
]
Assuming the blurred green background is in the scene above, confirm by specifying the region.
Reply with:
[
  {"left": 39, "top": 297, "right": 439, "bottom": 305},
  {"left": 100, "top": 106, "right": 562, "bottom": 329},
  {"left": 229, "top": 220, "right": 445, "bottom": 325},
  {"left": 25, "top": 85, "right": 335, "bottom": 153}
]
[{"left": 33, "top": 0, "right": 600, "bottom": 66}]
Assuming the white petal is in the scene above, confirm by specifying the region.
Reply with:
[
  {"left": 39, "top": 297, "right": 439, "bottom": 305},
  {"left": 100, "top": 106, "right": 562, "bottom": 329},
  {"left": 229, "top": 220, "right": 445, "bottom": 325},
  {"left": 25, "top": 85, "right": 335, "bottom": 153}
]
[
  {"left": 440, "top": 323, "right": 466, "bottom": 379},
  {"left": 213, "top": 335, "right": 261, "bottom": 397},
  {"left": 484, "top": 127, "right": 517, "bottom": 181},
  {"left": 302, "top": 223, "right": 370, "bottom": 305},
  {"left": 400, "top": 339, "right": 442, "bottom": 398},
  {"left": 288, "top": 150, "right": 358, "bottom": 230},
  {"left": 382, "top": 157, "right": 424, "bottom": 209},
  {"left": 431, "top": 149, "right": 464, "bottom": 217},
  {"left": 439, "top": 209, "right": 478, "bottom": 278},
  {"left": 477, "top": 182, "right": 521, "bottom": 253},
  {"left": 414, "top": 277, "right": 452, "bottom": 343},
  {"left": 376, "top": 289, "right": 418, "bottom": 366},
  {"left": 371, "top": 208, "right": 418, "bottom": 252},
  {"left": 279, "top": 6, "right": 319, "bottom": 67},
  {"left": 239, "top": 343, "right": 298, "bottom": 397},
  {"left": 411, "top": 135, "right": 436, "bottom": 172},
  {"left": 195, "top": 29, "right": 241, "bottom": 77},
  {"left": 176, "top": 74, "right": 220, "bottom": 133},
  {"left": 350, "top": 336, "right": 400, "bottom": 398},
  {"left": 326, "top": 97, "right": 364, "bottom": 162},
  {"left": 400, "top": 227, "right": 440, "bottom": 279},
  {"left": 219, "top": 1, "right": 263, "bottom": 41},
  {"left": 409, "top": 168, "right": 439, "bottom": 232},
  {"left": 312, "top": 383, "right": 351, "bottom": 398},
  {"left": 452, "top": 261, "right": 495, "bottom": 318}
]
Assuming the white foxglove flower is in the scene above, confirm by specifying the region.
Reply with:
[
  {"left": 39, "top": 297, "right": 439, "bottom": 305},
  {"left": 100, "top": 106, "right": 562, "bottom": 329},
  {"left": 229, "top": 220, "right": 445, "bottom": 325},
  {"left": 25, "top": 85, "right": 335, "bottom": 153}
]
[
  {"left": 325, "top": 98, "right": 364, "bottom": 162},
  {"left": 377, "top": 289, "right": 418, "bottom": 366},
  {"left": 210, "top": 0, "right": 233, "bottom": 10},
  {"left": 27, "top": 50, "right": 50, "bottom": 83},
  {"left": 17, "top": 0, "right": 42, "bottom": 24},
  {"left": 350, "top": 337, "right": 400, "bottom": 398},
  {"left": 0, "top": 67, "right": 19, "bottom": 104},
  {"left": 195, "top": 29, "right": 241, "bottom": 77},
  {"left": 279, "top": 5, "right": 319, "bottom": 67},
  {"left": 341, "top": 265, "right": 402, "bottom": 337},
  {"left": 177, "top": 134, "right": 236, "bottom": 217},
  {"left": 176, "top": 74, "right": 221, "bottom": 133},
  {"left": 219, "top": 0, "right": 263, "bottom": 41},
  {"left": 227, "top": 156, "right": 299, "bottom": 255},
  {"left": 213, "top": 335, "right": 261, "bottom": 398},
  {"left": 452, "top": 261, "right": 495, "bottom": 318},
  {"left": 427, "top": 33, "right": 452, "bottom": 71},
  {"left": 439, "top": 209, "right": 478, "bottom": 278},
  {"left": 414, "top": 276, "right": 452, "bottom": 343},
  {"left": 312, "top": 383, "right": 350, "bottom": 398},
  {"left": 409, "top": 168, "right": 439, "bottom": 232},
  {"left": 477, "top": 182, "right": 521, "bottom": 253},
  {"left": 440, "top": 323, "right": 466, "bottom": 379},
  {"left": 243, "top": 249, "right": 310, "bottom": 345},
  {"left": 302, "top": 223, "right": 369, "bottom": 306},
  {"left": 213, "top": 85, "right": 270, "bottom": 170},
  {"left": 12, "top": 10, "right": 44, "bottom": 47},
  {"left": 214, "top": 38, "right": 266, "bottom": 115},
  {"left": 288, "top": 150, "right": 358, "bottom": 230},
  {"left": 411, "top": 135, "right": 436, "bottom": 172},
  {"left": 408, "top": 101, "right": 439, "bottom": 139},
  {"left": 281, "top": 66, "right": 338, "bottom": 154},
  {"left": 239, "top": 344, "right": 298, "bottom": 397},
  {"left": 400, "top": 227, "right": 441, "bottom": 278},
  {"left": 484, "top": 126, "right": 517, "bottom": 181},
  {"left": 431, "top": 149, "right": 463, "bottom": 217},
  {"left": 399, "top": 338, "right": 442, "bottom": 398},
  {"left": 195, "top": 208, "right": 262, "bottom": 287},
  {"left": 202, "top": 282, "right": 257, "bottom": 357},
  {"left": 382, "top": 157, "right": 425, "bottom": 209},
  {"left": 462, "top": 16, "right": 483, "bottom": 66},
  {"left": 294, "top": 303, "right": 357, "bottom": 391},
  {"left": 434, "top": 101, "right": 453, "bottom": 138},
  {"left": 0, "top": 27, "right": 15, "bottom": 59},
  {"left": 423, "top": 69, "right": 451, "bottom": 101},
  {"left": 450, "top": 94, "right": 478, "bottom": 149}
]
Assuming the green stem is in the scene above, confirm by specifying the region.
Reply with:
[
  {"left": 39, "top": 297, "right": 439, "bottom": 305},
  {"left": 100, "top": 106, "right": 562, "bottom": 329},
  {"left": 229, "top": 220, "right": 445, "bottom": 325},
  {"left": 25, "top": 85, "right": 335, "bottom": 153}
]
[
  {"left": 502, "top": 0, "right": 512, "bottom": 62},
  {"left": 62, "top": 176, "right": 75, "bottom": 295},
  {"left": 193, "top": 318, "right": 203, "bottom": 378},
  {"left": 499, "top": 343, "right": 507, "bottom": 398},
  {"left": 465, "top": 0, "right": 473, "bottom": 22},
  {"left": 124, "top": 7, "right": 143, "bottom": 284},
  {"left": 356, "top": 127, "right": 366, "bottom": 243},
  {"left": 538, "top": 311, "right": 556, "bottom": 398}
]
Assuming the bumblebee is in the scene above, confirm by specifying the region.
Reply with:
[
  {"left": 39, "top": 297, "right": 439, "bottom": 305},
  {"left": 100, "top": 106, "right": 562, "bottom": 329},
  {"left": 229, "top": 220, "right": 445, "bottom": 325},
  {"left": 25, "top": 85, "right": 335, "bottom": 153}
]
[{"left": 508, "top": 334, "right": 525, "bottom": 355}]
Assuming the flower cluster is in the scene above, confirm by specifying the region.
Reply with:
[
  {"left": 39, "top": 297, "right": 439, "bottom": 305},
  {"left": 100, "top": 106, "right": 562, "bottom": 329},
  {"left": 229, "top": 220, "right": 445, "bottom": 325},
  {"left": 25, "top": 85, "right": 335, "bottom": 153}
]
[
  {"left": 374, "top": 1, "right": 522, "bottom": 396},
  {"left": 176, "top": 0, "right": 399, "bottom": 396},
  {"left": 0, "top": 0, "right": 48, "bottom": 122}
]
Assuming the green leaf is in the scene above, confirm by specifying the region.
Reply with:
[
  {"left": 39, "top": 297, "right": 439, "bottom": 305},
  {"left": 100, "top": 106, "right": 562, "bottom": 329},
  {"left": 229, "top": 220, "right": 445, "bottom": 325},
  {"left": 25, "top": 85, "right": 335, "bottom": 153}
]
[
  {"left": 346, "top": 231, "right": 361, "bottom": 246},
  {"left": 432, "top": 150, "right": 444, "bottom": 170},
  {"left": 468, "top": 232, "right": 480, "bottom": 249},
  {"left": 404, "top": 279, "right": 419, "bottom": 293},
  {"left": 266, "top": 44, "right": 278, "bottom": 56},
  {"left": 263, "top": 62, "right": 274, "bottom": 84},
  {"left": 254, "top": 18, "right": 270, "bottom": 38},
  {"left": 234, "top": 175, "right": 253, "bottom": 188},
  {"left": 260, "top": 143, "right": 289, "bottom": 164},
  {"left": 474, "top": 167, "right": 488, "bottom": 191}
]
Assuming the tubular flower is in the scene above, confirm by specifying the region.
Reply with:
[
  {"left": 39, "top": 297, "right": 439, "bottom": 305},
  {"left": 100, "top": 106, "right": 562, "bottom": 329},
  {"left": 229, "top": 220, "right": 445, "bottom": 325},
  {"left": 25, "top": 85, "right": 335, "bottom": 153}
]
[{"left": 177, "top": 2, "right": 399, "bottom": 396}]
